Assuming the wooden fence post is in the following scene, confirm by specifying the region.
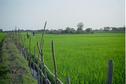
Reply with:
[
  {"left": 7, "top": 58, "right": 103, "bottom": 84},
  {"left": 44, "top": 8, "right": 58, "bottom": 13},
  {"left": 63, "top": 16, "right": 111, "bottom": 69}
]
[
  {"left": 33, "top": 46, "right": 36, "bottom": 76},
  {"left": 51, "top": 40, "right": 58, "bottom": 84},
  {"left": 40, "top": 21, "right": 47, "bottom": 70},
  {"left": 38, "top": 70, "right": 41, "bottom": 84},
  {"left": 107, "top": 60, "right": 113, "bottom": 84},
  {"left": 66, "top": 76, "right": 71, "bottom": 84}
]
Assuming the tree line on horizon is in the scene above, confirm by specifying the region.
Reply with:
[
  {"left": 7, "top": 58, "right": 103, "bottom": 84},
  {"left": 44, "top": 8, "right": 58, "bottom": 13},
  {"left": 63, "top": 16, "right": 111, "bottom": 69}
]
[
  {"left": 34, "top": 22, "right": 125, "bottom": 34},
  {"left": 0, "top": 22, "right": 125, "bottom": 34}
]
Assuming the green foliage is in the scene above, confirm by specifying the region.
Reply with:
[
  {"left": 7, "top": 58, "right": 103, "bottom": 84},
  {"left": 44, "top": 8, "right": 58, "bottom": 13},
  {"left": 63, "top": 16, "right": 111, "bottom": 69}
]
[{"left": 22, "top": 33, "right": 125, "bottom": 84}]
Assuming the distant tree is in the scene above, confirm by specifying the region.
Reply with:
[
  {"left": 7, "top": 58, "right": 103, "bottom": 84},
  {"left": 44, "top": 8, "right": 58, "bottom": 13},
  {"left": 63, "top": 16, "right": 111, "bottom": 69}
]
[
  {"left": 118, "top": 27, "right": 125, "bottom": 32},
  {"left": 104, "top": 27, "right": 111, "bottom": 32},
  {"left": 111, "top": 27, "right": 125, "bottom": 32},
  {"left": 85, "top": 28, "right": 92, "bottom": 33},
  {"left": 0, "top": 29, "right": 3, "bottom": 32},
  {"left": 111, "top": 27, "right": 117, "bottom": 32},
  {"left": 77, "top": 22, "right": 84, "bottom": 33},
  {"left": 65, "top": 27, "right": 75, "bottom": 33},
  {"left": 49, "top": 29, "right": 57, "bottom": 34},
  {"left": 57, "top": 29, "right": 64, "bottom": 34}
]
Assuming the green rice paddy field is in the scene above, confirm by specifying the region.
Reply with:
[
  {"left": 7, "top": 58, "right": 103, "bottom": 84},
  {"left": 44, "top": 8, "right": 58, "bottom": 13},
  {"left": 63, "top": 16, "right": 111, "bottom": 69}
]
[{"left": 23, "top": 33, "right": 125, "bottom": 84}]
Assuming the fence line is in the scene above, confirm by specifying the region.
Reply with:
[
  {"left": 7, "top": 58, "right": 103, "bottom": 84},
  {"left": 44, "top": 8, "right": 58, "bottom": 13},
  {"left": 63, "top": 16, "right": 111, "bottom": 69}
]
[{"left": 11, "top": 29, "right": 63, "bottom": 84}]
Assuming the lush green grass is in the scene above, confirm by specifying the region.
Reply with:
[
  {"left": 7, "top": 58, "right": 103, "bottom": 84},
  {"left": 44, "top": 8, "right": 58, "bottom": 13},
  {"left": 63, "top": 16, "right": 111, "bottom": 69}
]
[
  {"left": 0, "top": 32, "right": 5, "bottom": 41},
  {"left": 22, "top": 33, "right": 125, "bottom": 84}
]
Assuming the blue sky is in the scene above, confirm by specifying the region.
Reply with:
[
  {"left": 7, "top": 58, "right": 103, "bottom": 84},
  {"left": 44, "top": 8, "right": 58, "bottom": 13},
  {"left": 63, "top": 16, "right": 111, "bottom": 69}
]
[{"left": 0, "top": 0, "right": 125, "bottom": 31}]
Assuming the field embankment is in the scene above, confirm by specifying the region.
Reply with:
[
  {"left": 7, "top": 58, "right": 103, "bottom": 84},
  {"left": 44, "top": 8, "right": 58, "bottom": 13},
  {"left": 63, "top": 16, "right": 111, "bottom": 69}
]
[{"left": 0, "top": 35, "right": 37, "bottom": 84}]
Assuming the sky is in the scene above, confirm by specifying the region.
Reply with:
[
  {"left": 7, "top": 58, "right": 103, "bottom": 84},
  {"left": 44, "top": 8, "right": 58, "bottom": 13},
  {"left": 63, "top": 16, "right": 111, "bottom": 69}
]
[{"left": 0, "top": 0, "right": 125, "bottom": 31}]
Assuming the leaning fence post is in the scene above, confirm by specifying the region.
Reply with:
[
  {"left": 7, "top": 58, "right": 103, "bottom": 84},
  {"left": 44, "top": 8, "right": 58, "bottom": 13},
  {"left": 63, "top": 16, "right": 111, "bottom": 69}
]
[
  {"left": 29, "top": 36, "right": 31, "bottom": 67},
  {"left": 51, "top": 40, "right": 58, "bottom": 84},
  {"left": 107, "top": 60, "right": 113, "bottom": 84},
  {"left": 33, "top": 46, "right": 36, "bottom": 76},
  {"left": 66, "top": 76, "right": 71, "bottom": 84},
  {"left": 38, "top": 70, "right": 41, "bottom": 84}
]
